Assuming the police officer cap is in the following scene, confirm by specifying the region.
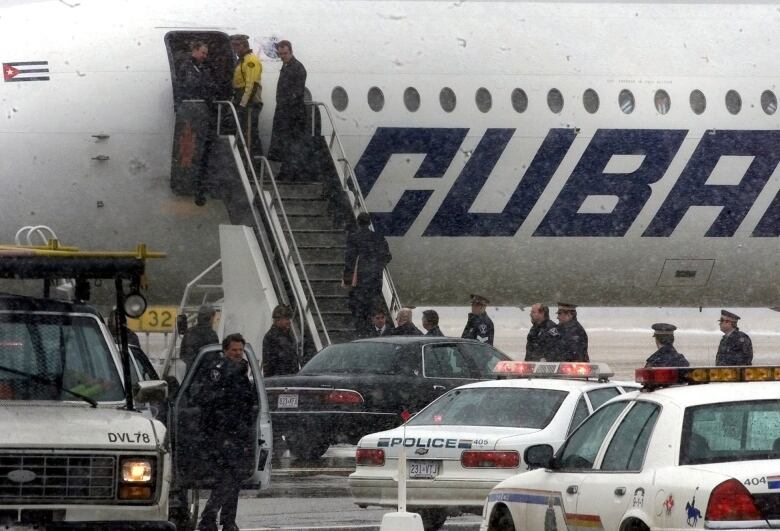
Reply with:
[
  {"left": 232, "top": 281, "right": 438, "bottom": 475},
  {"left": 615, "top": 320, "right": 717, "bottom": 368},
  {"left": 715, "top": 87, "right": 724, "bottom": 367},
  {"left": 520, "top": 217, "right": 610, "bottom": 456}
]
[
  {"left": 229, "top": 34, "right": 250, "bottom": 43},
  {"left": 470, "top": 294, "right": 489, "bottom": 305},
  {"left": 272, "top": 304, "right": 293, "bottom": 319},
  {"left": 557, "top": 302, "right": 577, "bottom": 311},
  {"left": 652, "top": 323, "right": 677, "bottom": 336},
  {"left": 721, "top": 309, "right": 740, "bottom": 321}
]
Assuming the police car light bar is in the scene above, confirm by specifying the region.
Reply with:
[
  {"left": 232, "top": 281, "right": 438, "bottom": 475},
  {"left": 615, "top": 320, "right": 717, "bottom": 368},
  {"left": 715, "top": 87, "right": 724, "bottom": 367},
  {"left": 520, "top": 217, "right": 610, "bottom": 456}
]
[
  {"left": 493, "top": 361, "right": 613, "bottom": 381},
  {"left": 635, "top": 366, "right": 780, "bottom": 388}
]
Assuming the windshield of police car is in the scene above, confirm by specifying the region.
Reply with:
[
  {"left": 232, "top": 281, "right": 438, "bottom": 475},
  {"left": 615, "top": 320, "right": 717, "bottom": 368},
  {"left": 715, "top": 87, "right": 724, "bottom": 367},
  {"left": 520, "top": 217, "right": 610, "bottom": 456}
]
[
  {"left": 299, "top": 342, "right": 403, "bottom": 375},
  {"left": 408, "top": 387, "right": 568, "bottom": 428},
  {"left": 0, "top": 313, "right": 124, "bottom": 402},
  {"left": 680, "top": 399, "right": 780, "bottom": 465}
]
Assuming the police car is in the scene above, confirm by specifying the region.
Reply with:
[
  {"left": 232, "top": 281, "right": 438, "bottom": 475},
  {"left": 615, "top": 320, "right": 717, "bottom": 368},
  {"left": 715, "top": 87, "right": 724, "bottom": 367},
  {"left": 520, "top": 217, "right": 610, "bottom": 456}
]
[
  {"left": 481, "top": 366, "right": 780, "bottom": 531},
  {"left": 349, "top": 362, "right": 638, "bottom": 531}
]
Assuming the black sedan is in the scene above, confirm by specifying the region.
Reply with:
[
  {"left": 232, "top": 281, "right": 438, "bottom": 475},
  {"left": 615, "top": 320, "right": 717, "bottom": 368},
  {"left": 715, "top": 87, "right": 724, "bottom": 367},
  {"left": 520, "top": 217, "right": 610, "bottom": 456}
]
[{"left": 264, "top": 336, "right": 510, "bottom": 459}]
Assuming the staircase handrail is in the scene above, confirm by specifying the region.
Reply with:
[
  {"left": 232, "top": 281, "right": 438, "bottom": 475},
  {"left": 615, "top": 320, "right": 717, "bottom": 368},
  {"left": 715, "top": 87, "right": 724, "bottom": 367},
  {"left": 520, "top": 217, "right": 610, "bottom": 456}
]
[{"left": 306, "top": 101, "right": 403, "bottom": 317}]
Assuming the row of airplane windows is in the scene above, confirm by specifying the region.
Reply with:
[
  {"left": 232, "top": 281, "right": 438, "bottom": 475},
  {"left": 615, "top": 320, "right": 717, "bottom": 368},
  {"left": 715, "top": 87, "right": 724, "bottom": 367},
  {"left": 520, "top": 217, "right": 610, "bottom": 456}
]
[{"left": 328, "top": 86, "right": 779, "bottom": 116}]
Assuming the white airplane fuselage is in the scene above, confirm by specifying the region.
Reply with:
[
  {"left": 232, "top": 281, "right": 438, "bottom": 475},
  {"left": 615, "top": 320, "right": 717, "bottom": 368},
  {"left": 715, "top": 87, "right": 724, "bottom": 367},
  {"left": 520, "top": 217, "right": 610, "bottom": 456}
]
[{"left": 1, "top": 0, "right": 779, "bottom": 307}]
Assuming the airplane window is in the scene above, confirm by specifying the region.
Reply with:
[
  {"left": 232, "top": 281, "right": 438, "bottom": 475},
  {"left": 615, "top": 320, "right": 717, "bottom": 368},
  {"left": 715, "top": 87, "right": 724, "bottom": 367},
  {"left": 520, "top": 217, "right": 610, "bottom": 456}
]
[
  {"left": 725, "top": 90, "right": 742, "bottom": 115},
  {"left": 547, "top": 89, "right": 564, "bottom": 114},
  {"left": 761, "top": 90, "right": 777, "bottom": 115},
  {"left": 689, "top": 90, "right": 706, "bottom": 115},
  {"left": 511, "top": 88, "right": 528, "bottom": 113},
  {"left": 439, "top": 87, "right": 456, "bottom": 113},
  {"left": 476, "top": 87, "right": 492, "bottom": 113},
  {"left": 619, "top": 89, "right": 635, "bottom": 114},
  {"left": 404, "top": 87, "right": 421, "bottom": 112},
  {"left": 367, "top": 87, "right": 384, "bottom": 112},
  {"left": 654, "top": 90, "right": 671, "bottom": 115},
  {"left": 583, "top": 89, "right": 599, "bottom": 114},
  {"left": 331, "top": 86, "right": 349, "bottom": 112}
]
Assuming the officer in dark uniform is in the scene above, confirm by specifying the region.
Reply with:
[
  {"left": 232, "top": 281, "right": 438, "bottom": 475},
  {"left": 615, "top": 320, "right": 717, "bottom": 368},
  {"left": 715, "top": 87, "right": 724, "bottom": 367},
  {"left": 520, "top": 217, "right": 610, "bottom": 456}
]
[
  {"left": 422, "top": 310, "right": 444, "bottom": 336},
  {"left": 262, "top": 304, "right": 299, "bottom": 376},
  {"left": 462, "top": 294, "right": 494, "bottom": 345},
  {"left": 549, "top": 303, "right": 588, "bottom": 362},
  {"left": 716, "top": 310, "right": 753, "bottom": 366},
  {"left": 525, "top": 303, "right": 556, "bottom": 361},
  {"left": 196, "top": 333, "right": 257, "bottom": 531},
  {"left": 645, "top": 323, "right": 689, "bottom": 367}
]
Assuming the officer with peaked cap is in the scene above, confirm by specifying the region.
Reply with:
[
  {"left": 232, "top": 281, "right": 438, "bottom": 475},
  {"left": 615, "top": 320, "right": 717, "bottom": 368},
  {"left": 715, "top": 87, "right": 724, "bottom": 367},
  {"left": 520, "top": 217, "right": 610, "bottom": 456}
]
[
  {"left": 549, "top": 303, "right": 589, "bottom": 362},
  {"left": 716, "top": 310, "right": 753, "bottom": 366},
  {"left": 461, "top": 294, "right": 494, "bottom": 345},
  {"left": 645, "top": 323, "right": 689, "bottom": 368}
]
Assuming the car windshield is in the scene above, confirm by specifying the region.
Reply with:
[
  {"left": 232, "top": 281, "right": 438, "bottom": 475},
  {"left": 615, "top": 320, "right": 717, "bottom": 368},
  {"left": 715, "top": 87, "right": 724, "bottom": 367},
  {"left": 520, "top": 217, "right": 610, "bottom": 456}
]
[
  {"left": 0, "top": 313, "right": 124, "bottom": 402},
  {"left": 408, "top": 387, "right": 568, "bottom": 428},
  {"left": 680, "top": 399, "right": 780, "bottom": 465},
  {"left": 300, "top": 342, "right": 403, "bottom": 375}
]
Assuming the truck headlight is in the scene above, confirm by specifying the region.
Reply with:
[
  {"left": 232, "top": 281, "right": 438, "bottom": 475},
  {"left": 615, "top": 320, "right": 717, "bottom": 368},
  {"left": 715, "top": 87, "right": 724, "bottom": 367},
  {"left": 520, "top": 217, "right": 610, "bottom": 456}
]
[
  {"left": 119, "top": 457, "right": 155, "bottom": 501},
  {"left": 121, "top": 459, "right": 153, "bottom": 482}
]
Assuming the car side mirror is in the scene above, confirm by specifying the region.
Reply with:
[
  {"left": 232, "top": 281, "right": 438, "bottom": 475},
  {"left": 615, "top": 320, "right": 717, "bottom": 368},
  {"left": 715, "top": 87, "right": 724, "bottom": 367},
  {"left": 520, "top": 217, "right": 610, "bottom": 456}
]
[
  {"left": 524, "top": 444, "right": 555, "bottom": 470},
  {"left": 134, "top": 380, "right": 168, "bottom": 404},
  {"left": 176, "top": 315, "right": 188, "bottom": 335}
]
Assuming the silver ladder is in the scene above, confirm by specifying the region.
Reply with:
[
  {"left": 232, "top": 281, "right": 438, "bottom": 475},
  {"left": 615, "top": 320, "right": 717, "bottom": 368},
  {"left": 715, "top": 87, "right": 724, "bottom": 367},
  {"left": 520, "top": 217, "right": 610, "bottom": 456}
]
[{"left": 306, "top": 101, "right": 403, "bottom": 318}]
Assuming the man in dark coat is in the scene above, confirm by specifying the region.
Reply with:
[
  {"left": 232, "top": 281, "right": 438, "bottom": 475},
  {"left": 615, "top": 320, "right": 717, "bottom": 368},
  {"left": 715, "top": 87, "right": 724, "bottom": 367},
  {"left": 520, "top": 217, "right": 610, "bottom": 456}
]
[
  {"left": 196, "top": 333, "right": 257, "bottom": 531},
  {"left": 716, "top": 310, "right": 753, "bottom": 366},
  {"left": 645, "top": 323, "right": 689, "bottom": 367},
  {"left": 180, "top": 304, "right": 219, "bottom": 373},
  {"left": 525, "top": 303, "right": 556, "bottom": 361},
  {"left": 462, "top": 294, "right": 494, "bottom": 345},
  {"left": 268, "top": 40, "right": 307, "bottom": 178},
  {"left": 388, "top": 308, "right": 423, "bottom": 336},
  {"left": 262, "top": 304, "right": 299, "bottom": 376},
  {"left": 370, "top": 307, "right": 392, "bottom": 337},
  {"left": 422, "top": 310, "right": 444, "bottom": 336},
  {"left": 342, "top": 212, "right": 392, "bottom": 338},
  {"left": 549, "top": 303, "right": 589, "bottom": 362}
]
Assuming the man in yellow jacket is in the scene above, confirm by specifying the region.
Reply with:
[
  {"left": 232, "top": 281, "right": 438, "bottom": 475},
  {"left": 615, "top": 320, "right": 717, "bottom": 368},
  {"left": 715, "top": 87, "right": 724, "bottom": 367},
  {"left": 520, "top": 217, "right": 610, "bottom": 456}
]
[{"left": 229, "top": 34, "right": 263, "bottom": 157}]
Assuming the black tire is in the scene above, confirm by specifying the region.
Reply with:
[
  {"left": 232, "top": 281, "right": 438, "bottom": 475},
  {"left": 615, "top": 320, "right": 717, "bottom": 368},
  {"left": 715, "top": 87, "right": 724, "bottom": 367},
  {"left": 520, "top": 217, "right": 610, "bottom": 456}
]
[
  {"left": 418, "top": 508, "right": 448, "bottom": 531},
  {"left": 488, "top": 506, "right": 516, "bottom": 531},
  {"left": 286, "top": 433, "right": 330, "bottom": 460}
]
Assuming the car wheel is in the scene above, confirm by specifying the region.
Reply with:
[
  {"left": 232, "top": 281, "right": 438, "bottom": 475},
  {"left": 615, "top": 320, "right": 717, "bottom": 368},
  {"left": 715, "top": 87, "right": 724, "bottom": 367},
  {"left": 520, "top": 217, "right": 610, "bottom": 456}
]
[
  {"left": 286, "top": 432, "right": 330, "bottom": 460},
  {"left": 418, "top": 508, "right": 447, "bottom": 531},
  {"left": 488, "top": 505, "right": 516, "bottom": 531}
]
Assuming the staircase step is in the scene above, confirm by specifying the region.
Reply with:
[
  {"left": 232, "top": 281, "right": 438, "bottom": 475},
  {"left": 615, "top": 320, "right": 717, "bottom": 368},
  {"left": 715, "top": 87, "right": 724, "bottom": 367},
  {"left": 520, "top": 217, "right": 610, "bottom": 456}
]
[
  {"left": 320, "top": 312, "right": 355, "bottom": 329},
  {"left": 286, "top": 215, "right": 336, "bottom": 231},
  {"left": 298, "top": 246, "right": 346, "bottom": 262},
  {"left": 298, "top": 263, "right": 343, "bottom": 280},
  {"left": 285, "top": 230, "right": 345, "bottom": 247},
  {"left": 309, "top": 280, "right": 348, "bottom": 296},
  {"left": 283, "top": 199, "right": 329, "bottom": 216},
  {"left": 270, "top": 182, "right": 324, "bottom": 200},
  {"left": 323, "top": 328, "right": 358, "bottom": 344},
  {"left": 310, "top": 296, "right": 350, "bottom": 312}
]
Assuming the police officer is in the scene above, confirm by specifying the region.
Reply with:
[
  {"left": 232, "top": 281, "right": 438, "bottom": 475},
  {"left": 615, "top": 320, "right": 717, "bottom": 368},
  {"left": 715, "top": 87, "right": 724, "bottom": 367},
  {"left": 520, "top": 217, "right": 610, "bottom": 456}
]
[
  {"left": 196, "top": 333, "right": 257, "bottom": 531},
  {"left": 525, "top": 303, "right": 556, "bottom": 361},
  {"left": 262, "top": 304, "right": 299, "bottom": 376},
  {"left": 461, "top": 294, "right": 494, "bottom": 345},
  {"left": 550, "top": 303, "right": 588, "bottom": 362},
  {"left": 229, "top": 34, "right": 263, "bottom": 157},
  {"left": 645, "top": 323, "right": 689, "bottom": 367},
  {"left": 422, "top": 309, "right": 444, "bottom": 336},
  {"left": 716, "top": 310, "right": 753, "bottom": 366}
]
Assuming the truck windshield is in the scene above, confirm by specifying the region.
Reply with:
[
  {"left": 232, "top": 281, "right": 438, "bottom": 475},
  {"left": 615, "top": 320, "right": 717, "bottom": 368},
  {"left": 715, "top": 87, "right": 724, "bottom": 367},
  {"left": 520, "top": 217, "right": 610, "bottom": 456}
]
[{"left": 0, "top": 313, "right": 124, "bottom": 402}]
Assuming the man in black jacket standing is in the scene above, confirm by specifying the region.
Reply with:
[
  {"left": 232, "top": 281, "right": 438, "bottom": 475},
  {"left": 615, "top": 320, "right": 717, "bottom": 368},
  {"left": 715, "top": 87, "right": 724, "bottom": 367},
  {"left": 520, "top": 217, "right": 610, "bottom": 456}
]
[
  {"left": 262, "top": 304, "right": 299, "bottom": 376},
  {"left": 462, "top": 294, "right": 494, "bottom": 345},
  {"left": 645, "top": 323, "right": 689, "bottom": 368},
  {"left": 389, "top": 308, "right": 423, "bottom": 336},
  {"left": 268, "top": 40, "right": 307, "bottom": 179},
  {"left": 716, "top": 310, "right": 753, "bottom": 366},
  {"left": 422, "top": 310, "right": 444, "bottom": 336},
  {"left": 525, "top": 303, "right": 556, "bottom": 361},
  {"left": 180, "top": 304, "right": 219, "bottom": 373},
  {"left": 342, "top": 212, "right": 392, "bottom": 338},
  {"left": 550, "top": 303, "right": 589, "bottom": 362}
]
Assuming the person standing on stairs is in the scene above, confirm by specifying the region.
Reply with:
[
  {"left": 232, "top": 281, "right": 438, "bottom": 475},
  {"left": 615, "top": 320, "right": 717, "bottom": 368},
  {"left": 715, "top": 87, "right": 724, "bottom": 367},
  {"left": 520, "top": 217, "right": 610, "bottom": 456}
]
[
  {"left": 268, "top": 40, "right": 307, "bottom": 180},
  {"left": 229, "top": 34, "right": 263, "bottom": 159}
]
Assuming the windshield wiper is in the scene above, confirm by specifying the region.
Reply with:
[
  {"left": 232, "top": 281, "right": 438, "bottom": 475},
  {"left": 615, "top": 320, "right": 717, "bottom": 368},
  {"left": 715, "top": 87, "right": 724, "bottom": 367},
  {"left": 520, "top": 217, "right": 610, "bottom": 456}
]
[{"left": 0, "top": 364, "right": 98, "bottom": 408}]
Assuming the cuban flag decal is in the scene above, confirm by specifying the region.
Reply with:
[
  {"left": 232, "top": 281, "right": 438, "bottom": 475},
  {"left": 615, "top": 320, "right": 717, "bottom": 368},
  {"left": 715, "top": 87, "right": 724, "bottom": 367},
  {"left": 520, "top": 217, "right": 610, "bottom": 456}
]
[{"left": 3, "top": 61, "right": 50, "bottom": 82}]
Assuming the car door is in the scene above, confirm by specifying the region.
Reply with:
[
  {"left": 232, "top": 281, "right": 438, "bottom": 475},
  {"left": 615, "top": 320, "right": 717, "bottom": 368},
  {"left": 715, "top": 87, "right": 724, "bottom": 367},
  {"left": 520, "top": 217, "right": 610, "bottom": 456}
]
[
  {"left": 577, "top": 401, "right": 661, "bottom": 530},
  {"left": 524, "top": 401, "right": 630, "bottom": 530},
  {"left": 170, "top": 343, "right": 272, "bottom": 490},
  {"left": 419, "top": 342, "right": 481, "bottom": 408},
  {"left": 457, "top": 341, "right": 509, "bottom": 378}
]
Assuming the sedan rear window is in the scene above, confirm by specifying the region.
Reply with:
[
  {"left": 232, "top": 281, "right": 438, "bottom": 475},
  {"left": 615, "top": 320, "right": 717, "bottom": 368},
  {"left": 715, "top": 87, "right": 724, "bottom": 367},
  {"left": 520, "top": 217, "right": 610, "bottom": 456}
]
[
  {"left": 300, "top": 342, "right": 402, "bottom": 375},
  {"left": 681, "top": 399, "right": 780, "bottom": 465},
  {"left": 408, "top": 387, "right": 568, "bottom": 428}
]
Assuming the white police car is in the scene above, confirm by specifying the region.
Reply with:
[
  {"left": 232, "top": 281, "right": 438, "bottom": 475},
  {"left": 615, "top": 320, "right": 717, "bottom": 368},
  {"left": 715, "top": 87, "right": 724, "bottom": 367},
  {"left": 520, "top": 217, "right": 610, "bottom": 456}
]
[
  {"left": 349, "top": 362, "right": 638, "bottom": 531},
  {"left": 481, "top": 366, "right": 780, "bottom": 531}
]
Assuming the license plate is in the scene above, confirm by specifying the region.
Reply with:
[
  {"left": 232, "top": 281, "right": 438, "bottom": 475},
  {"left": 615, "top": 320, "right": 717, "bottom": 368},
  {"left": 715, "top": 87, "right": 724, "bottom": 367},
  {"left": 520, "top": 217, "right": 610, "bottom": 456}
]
[
  {"left": 408, "top": 460, "right": 439, "bottom": 479},
  {"left": 277, "top": 394, "right": 298, "bottom": 408}
]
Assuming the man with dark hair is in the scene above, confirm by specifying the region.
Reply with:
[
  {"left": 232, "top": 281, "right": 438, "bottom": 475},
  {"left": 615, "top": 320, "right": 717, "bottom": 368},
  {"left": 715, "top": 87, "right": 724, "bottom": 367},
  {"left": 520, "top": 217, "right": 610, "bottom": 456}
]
[
  {"left": 461, "top": 294, "right": 494, "bottom": 345},
  {"left": 389, "top": 308, "right": 423, "bottom": 336},
  {"left": 268, "top": 39, "right": 307, "bottom": 178},
  {"left": 262, "top": 304, "right": 299, "bottom": 376},
  {"left": 422, "top": 310, "right": 444, "bottom": 336},
  {"left": 370, "top": 307, "right": 391, "bottom": 337},
  {"left": 645, "top": 323, "right": 689, "bottom": 367},
  {"left": 180, "top": 304, "right": 219, "bottom": 373},
  {"left": 525, "top": 303, "right": 556, "bottom": 361},
  {"left": 716, "top": 310, "right": 753, "bottom": 366},
  {"left": 343, "top": 212, "right": 392, "bottom": 338},
  {"left": 229, "top": 34, "right": 263, "bottom": 158},
  {"left": 197, "top": 333, "right": 257, "bottom": 531},
  {"left": 550, "top": 303, "right": 588, "bottom": 362}
]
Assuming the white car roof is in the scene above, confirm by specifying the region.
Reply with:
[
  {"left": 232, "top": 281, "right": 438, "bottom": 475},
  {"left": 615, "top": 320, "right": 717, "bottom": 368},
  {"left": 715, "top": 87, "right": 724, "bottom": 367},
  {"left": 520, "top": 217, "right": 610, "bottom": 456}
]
[
  {"left": 456, "top": 377, "right": 636, "bottom": 392},
  {"left": 614, "top": 381, "right": 780, "bottom": 408}
]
